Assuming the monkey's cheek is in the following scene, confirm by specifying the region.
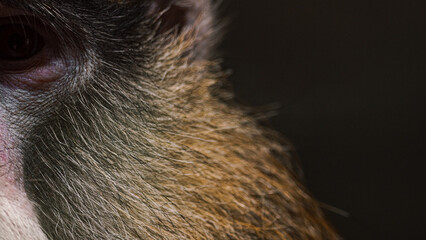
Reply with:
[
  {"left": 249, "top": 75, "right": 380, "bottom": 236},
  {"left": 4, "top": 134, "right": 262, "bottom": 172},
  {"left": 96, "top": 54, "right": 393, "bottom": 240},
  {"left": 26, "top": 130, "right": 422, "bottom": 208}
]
[{"left": 0, "top": 121, "right": 16, "bottom": 184}]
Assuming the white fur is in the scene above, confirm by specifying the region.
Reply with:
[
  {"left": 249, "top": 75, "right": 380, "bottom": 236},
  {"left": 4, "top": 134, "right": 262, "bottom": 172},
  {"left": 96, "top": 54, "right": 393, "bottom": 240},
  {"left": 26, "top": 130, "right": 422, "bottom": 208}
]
[{"left": 0, "top": 196, "right": 47, "bottom": 240}]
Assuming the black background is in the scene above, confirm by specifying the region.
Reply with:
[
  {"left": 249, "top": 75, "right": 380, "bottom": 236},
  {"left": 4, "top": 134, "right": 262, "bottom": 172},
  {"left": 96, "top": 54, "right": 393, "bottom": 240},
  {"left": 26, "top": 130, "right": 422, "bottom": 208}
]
[{"left": 220, "top": 1, "right": 426, "bottom": 239}]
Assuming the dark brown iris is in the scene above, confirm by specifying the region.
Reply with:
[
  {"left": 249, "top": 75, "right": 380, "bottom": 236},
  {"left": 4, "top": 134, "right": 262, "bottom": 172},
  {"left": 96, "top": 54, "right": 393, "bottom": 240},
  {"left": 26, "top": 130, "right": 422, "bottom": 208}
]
[{"left": 0, "top": 23, "right": 45, "bottom": 61}]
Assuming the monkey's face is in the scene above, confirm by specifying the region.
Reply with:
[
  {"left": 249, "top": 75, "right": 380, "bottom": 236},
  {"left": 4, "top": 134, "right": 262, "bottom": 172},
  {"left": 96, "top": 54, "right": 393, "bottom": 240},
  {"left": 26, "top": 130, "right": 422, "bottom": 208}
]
[{"left": 0, "top": 1, "right": 337, "bottom": 240}]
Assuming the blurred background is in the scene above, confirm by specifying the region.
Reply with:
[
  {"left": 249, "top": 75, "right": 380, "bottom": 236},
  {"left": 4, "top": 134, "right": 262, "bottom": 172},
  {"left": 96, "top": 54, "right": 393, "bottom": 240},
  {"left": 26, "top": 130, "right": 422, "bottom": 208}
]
[{"left": 220, "top": 1, "right": 425, "bottom": 239}]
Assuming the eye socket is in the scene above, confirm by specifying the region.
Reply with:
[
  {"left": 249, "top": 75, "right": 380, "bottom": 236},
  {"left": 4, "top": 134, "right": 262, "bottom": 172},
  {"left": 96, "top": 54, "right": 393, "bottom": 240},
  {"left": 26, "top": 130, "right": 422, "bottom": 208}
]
[{"left": 0, "top": 23, "right": 45, "bottom": 61}]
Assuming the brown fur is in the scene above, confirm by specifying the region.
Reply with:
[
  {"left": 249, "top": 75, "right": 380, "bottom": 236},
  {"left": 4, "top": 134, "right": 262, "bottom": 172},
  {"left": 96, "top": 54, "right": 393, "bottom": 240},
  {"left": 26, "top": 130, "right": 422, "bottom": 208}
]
[
  {"left": 0, "top": 1, "right": 339, "bottom": 239},
  {"left": 23, "top": 31, "right": 339, "bottom": 239}
]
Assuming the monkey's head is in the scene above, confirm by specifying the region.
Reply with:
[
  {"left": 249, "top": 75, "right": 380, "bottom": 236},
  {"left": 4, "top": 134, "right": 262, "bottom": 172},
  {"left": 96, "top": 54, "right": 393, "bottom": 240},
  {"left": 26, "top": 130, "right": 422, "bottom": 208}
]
[{"left": 0, "top": 1, "right": 338, "bottom": 239}]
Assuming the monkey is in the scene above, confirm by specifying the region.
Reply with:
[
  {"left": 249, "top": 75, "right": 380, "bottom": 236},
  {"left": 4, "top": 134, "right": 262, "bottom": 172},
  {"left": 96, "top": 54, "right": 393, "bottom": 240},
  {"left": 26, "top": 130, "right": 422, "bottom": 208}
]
[{"left": 0, "top": 0, "right": 339, "bottom": 239}]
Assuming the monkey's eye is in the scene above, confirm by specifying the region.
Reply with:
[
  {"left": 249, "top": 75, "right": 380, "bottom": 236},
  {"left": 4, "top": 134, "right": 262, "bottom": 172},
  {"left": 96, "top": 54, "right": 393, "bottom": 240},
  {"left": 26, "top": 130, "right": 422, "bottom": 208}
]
[
  {"left": 0, "top": 23, "right": 45, "bottom": 60},
  {"left": 0, "top": 14, "right": 65, "bottom": 88}
]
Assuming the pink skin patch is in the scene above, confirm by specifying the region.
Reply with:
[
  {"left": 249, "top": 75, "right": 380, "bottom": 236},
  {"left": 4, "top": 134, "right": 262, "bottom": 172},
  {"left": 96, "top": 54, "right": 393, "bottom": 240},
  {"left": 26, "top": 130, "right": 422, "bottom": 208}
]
[{"left": 0, "top": 112, "right": 37, "bottom": 218}]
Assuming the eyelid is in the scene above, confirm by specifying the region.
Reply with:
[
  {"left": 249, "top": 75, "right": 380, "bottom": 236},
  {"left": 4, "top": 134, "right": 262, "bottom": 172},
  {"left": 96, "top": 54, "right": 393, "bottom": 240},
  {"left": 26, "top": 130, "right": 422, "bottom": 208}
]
[
  {"left": 0, "top": 14, "right": 48, "bottom": 31},
  {"left": 0, "top": 6, "right": 28, "bottom": 18},
  {"left": 5, "top": 59, "right": 65, "bottom": 86}
]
